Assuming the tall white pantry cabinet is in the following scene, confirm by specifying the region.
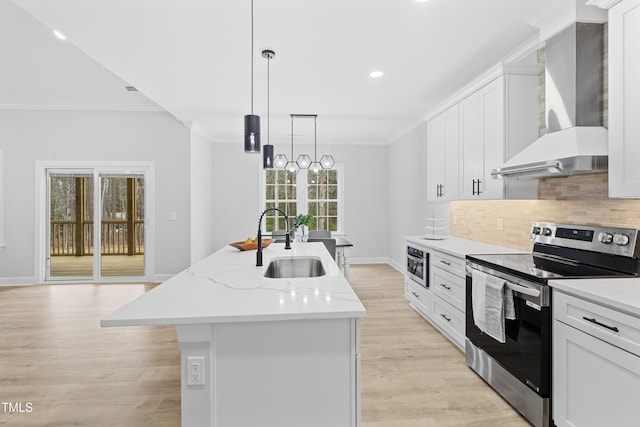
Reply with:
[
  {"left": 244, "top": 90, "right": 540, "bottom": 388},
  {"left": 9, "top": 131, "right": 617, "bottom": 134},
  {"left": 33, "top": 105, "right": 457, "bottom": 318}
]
[
  {"left": 426, "top": 63, "right": 540, "bottom": 202},
  {"left": 606, "top": 0, "right": 640, "bottom": 197}
]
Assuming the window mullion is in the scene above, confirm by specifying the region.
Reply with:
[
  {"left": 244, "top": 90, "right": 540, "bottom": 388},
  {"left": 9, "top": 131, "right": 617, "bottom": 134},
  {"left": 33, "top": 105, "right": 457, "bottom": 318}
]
[{"left": 298, "top": 169, "right": 308, "bottom": 215}]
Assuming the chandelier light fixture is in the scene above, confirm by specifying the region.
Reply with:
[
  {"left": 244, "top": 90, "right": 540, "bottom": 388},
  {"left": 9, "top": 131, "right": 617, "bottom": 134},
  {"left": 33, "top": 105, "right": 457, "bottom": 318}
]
[
  {"left": 244, "top": 0, "right": 260, "bottom": 153},
  {"left": 275, "top": 114, "right": 334, "bottom": 173},
  {"left": 262, "top": 49, "right": 275, "bottom": 168}
]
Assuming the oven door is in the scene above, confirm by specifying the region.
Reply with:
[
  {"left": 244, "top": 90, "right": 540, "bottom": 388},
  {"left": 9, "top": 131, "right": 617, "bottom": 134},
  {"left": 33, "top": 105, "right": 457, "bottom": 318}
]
[
  {"left": 465, "top": 263, "right": 551, "bottom": 397},
  {"left": 407, "top": 248, "right": 428, "bottom": 288}
]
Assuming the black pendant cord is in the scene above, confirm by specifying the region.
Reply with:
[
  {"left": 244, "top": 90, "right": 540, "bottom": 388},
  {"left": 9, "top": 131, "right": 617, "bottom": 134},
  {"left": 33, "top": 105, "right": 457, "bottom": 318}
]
[
  {"left": 290, "top": 116, "right": 294, "bottom": 160},
  {"left": 266, "top": 53, "right": 270, "bottom": 146}
]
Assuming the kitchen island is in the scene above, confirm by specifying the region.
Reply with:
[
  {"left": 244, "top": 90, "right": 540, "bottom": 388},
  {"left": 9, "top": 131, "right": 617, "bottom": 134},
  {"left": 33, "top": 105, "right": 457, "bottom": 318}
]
[{"left": 102, "top": 242, "right": 366, "bottom": 427}]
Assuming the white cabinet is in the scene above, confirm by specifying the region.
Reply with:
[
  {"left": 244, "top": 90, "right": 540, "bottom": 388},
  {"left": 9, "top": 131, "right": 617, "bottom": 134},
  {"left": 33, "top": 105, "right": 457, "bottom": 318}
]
[
  {"left": 552, "top": 291, "right": 640, "bottom": 427},
  {"left": 405, "top": 276, "right": 431, "bottom": 318},
  {"left": 608, "top": 0, "right": 640, "bottom": 197},
  {"left": 427, "top": 105, "right": 459, "bottom": 201},
  {"left": 429, "top": 250, "right": 466, "bottom": 350},
  {"left": 459, "top": 72, "right": 539, "bottom": 200}
]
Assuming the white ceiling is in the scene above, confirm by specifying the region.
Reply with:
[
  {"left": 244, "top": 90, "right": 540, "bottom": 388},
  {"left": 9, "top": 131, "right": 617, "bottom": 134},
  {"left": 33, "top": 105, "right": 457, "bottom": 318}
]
[{"left": 4, "top": 0, "right": 565, "bottom": 146}]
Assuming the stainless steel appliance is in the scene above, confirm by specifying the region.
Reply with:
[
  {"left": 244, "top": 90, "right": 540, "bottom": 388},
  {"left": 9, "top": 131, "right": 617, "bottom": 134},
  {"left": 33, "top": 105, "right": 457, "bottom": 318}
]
[
  {"left": 465, "top": 222, "right": 640, "bottom": 427},
  {"left": 407, "top": 245, "right": 428, "bottom": 288}
]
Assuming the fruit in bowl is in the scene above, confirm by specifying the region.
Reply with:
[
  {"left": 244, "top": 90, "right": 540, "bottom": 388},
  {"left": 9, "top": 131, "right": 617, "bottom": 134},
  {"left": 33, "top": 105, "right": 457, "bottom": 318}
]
[{"left": 230, "top": 237, "right": 272, "bottom": 251}]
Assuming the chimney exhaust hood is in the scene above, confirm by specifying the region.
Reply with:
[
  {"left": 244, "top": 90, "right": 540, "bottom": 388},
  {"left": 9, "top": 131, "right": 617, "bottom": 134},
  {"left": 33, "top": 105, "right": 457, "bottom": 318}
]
[{"left": 492, "top": 23, "right": 607, "bottom": 180}]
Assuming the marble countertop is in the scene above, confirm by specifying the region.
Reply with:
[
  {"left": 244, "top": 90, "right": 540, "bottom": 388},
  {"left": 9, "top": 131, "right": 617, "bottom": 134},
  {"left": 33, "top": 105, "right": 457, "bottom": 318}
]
[
  {"left": 101, "top": 242, "right": 366, "bottom": 327},
  {"left": 404, "top": 235, "right": 524, "bottom": 258},
  {"left": 550, "top": 277, "right": 640, "bottom": 318}
]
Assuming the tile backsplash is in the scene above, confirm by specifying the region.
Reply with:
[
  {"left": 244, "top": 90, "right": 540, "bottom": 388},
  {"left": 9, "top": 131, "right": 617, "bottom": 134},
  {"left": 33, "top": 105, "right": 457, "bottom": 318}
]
[{"left": 450, "top": 174, "right": 640, "bottom": 251}]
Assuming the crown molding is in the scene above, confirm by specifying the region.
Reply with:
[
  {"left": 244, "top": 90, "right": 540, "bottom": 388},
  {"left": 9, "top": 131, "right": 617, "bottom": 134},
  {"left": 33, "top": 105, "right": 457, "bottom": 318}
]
[
  {"left": 0, "top": 103, "right": 165, "bottom": 112},
  {"left": 586, "top": 0, "right": 623, "bottom": 9}
]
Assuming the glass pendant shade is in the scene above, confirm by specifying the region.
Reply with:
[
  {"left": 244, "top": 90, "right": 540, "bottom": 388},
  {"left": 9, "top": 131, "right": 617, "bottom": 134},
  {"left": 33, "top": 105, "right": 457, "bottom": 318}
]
[
  {"left": 274, "top": 154, "right": 288, "bottom": 169},
  {"left": 285, "top": 161, "right": 299, "bottom": 174},
  {"left": 320, "top": 154, "right": 335, "bottom": 169},
  {"left": 297, "top": 154, "right": 311, "bottom": 169},
  {"left": 244, "top": 114, "right": 261, "bottom": 153},
  {"left": 263, "top": 144, "right": 274, "bottom": 168},
  {"left": 309, "top": 161, "right": 322, "bottom": 174}
]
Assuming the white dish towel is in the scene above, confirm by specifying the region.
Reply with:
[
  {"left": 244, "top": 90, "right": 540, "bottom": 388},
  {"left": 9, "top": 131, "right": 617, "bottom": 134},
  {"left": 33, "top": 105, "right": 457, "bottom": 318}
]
[{"left": 471, "top": 269, "right": 516, "bottom": 343}]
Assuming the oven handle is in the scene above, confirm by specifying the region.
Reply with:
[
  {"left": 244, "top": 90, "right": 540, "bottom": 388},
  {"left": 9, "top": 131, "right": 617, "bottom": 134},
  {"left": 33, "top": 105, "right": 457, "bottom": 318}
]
[
  {"left": 466, "top": 265, "right": 541, "bottom": 298},
  {"left": 505, "top": 281, "right": 541, "bottom": 298}
]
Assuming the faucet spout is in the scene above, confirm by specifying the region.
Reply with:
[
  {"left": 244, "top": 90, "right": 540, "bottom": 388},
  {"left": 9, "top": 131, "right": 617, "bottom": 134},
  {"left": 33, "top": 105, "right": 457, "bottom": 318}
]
[{"left": 256, "top": 208, "right": 291, "bottom": 267}]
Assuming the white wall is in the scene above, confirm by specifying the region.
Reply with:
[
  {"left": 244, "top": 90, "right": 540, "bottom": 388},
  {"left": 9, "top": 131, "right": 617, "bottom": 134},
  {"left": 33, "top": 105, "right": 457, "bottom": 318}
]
[
  {"left": 210, "top": 143, "right": 389, "bottom": 261},
  {"left": 190, "top": 126, "right": 216, "bottom": 264},
  {"left": 386, "top": 123, "right": 450, "bottom": 270},
  {"left": 0, "top": 109, "right": 191, "bottom": 283}
]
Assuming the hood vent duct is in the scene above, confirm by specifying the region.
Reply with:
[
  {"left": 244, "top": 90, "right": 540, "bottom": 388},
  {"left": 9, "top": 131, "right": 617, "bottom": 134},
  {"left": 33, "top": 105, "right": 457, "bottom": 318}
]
[{"left": 492, "top": 22, "right": 608, "bottom": 180}]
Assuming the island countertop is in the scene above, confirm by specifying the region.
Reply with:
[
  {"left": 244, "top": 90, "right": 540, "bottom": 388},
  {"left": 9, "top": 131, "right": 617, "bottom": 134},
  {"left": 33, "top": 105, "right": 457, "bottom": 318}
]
[{"left": 101, "top": 242, "right": 366, "bottom": 327}]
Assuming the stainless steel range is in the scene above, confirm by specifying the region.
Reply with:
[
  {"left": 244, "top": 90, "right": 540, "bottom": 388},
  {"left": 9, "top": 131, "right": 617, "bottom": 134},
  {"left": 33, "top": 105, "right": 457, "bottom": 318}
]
[{"left": 465, "top": 222, "right": 640, "bottom": 427}]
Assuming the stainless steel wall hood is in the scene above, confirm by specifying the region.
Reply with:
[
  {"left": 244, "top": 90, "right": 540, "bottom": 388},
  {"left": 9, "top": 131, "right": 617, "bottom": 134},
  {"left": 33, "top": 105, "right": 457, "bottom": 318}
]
[{"left": 492, "top": 22, "right": 607, "bottom": 180}]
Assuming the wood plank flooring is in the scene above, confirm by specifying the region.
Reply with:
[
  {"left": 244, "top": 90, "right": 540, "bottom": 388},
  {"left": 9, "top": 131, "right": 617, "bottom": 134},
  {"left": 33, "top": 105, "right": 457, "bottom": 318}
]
[{"left": 0, "top": 264, "right": 529, "bottom": 426}]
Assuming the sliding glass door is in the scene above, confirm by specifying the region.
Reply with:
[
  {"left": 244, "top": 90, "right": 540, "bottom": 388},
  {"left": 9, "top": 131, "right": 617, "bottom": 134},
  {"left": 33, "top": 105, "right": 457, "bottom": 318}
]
[{"left": 46, "top": 168, "right": 146, "bottom": 281}]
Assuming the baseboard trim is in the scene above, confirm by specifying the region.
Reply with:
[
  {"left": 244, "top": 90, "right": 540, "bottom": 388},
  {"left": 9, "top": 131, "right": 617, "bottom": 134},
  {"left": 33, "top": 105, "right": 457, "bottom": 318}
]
[{"left": 0, "top": 276, "right": 37, "bottom": 286}]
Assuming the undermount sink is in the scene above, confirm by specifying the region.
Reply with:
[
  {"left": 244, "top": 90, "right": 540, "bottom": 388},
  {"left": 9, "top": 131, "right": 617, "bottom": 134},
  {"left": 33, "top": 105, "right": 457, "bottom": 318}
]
[{"left": 264, "top": 256, "right": 326, "bottom": 279}]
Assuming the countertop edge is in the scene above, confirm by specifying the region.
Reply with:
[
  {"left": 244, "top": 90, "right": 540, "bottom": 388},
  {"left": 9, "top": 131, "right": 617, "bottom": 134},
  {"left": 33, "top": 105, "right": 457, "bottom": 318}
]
[{"left": 549, "top": 279, "right": 640, "bottom": 318}]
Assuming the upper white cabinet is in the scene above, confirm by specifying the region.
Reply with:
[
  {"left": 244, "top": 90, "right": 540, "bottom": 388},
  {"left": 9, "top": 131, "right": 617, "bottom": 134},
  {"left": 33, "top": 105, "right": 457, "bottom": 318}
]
[
  {"left": 608, "top": 0, "right": 640, "bottom": 197},
  {"left": 460, "top": 73, "right": 540, "bottom": 200},
  {"left": 429, "top": 63, "right": 540, "bottom": 201},
  {"left": 427, "top": 105, "right": 459, "bottom": 201}
]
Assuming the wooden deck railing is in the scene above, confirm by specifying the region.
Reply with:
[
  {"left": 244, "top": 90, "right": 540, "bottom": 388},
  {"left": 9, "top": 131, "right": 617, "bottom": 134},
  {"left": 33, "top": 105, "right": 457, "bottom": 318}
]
[{"left": 50, "top": 220, "right": 144, "bottom": 256}]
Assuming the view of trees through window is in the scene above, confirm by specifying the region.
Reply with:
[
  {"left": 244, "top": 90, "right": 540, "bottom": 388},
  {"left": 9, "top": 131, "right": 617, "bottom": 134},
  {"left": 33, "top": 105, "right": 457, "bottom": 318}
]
[{"left": 264, "top": 168, "right": 341, "bottom": 233}]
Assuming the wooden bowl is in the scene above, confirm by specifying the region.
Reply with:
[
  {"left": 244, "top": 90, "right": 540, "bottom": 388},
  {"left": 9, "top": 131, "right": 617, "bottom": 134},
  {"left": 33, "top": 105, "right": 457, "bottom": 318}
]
[{"left": 229, "top": 239, "right": 273, "bottom": 251}]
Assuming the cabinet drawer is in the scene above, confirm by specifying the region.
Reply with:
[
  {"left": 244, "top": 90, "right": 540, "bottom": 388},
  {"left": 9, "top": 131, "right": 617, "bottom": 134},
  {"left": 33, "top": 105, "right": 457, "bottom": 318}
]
[
  {"left": 554, "top": 291, "right": 640, "bottom": 357},
  {"left": 432, "top": 267, "right": 465, "bottom": 311},
  {"left": 431, "top": 295, "right": 464, "bottom": 350},
  {"left": 432, "top": 251, "right": 465, "bottom": 278},
  {"left": 406, "top": 278, "right": 431, "bottom": 319}
]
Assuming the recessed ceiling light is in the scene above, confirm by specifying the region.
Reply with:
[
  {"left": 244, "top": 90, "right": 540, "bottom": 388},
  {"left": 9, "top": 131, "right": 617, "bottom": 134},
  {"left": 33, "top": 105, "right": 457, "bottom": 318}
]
[
  {"left": 369, "top": 71, "right": 384, "bottom": 78},
  {"left": 53, "top": 30, "right": 66, "bottom": 40}
]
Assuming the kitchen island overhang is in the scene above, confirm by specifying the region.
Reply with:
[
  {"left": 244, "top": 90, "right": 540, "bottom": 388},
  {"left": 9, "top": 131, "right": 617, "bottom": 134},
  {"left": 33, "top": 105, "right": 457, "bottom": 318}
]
[{"left": 102, "top": 242, "right": 366, "bottom": 427}]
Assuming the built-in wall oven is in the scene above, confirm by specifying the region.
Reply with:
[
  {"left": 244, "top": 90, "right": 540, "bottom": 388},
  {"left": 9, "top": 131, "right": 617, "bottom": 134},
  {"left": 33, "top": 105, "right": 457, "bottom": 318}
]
[
  {"left": 465, "top": 222, "right": 640, "bottom": 427},
  {"left": 407, "top": 245, "right": 428, "bottom": 288}
]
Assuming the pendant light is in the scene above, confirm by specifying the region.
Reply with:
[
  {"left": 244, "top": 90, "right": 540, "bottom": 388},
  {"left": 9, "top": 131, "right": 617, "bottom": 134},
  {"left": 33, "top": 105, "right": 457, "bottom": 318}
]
[
  {"left": 262, "top": 49, "right": 275, "bottom": 168},
  {"left": 244, "top": 0, "right": 260, "bottom": 153},
  {"left": 284, "top": 115, "right": 300, "bottom": 174},
  {"left": 309, "top": 115, "right": 322, "bottom": 174}
]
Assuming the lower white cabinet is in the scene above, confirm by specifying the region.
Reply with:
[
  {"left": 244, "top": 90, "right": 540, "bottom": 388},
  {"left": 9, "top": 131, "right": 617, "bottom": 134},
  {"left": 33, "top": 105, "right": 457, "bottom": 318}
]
[
  {"left": 553, "top": 291, "right": 640, "bottom": 427},
  {"left": 405, "top": 277, "right": 431, "bottom": 319},
  {"left": 404, "top": 245, "right": 466, "bottom": 351}
]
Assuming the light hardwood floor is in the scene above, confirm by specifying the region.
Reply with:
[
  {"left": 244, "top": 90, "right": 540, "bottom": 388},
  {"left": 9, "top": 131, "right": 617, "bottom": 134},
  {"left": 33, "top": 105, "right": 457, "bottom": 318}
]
[{"left": 0, "top": 264, "right": 529, "bottom": 426}]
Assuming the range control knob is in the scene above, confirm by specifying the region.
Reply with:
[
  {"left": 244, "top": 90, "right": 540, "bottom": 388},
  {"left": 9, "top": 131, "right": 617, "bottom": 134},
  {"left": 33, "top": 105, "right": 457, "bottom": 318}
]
[
  {"left": 542, "top": 227, "right": 553, "bottom": 236},
  {"left": 613, "top": 234, "right": 630, "bottom": 246},
  {"left": 598, "top": 232, "right": 613, "bottom": 244},
  {"left": 532, "top": 226, "right": 541, "bottom": 235}
]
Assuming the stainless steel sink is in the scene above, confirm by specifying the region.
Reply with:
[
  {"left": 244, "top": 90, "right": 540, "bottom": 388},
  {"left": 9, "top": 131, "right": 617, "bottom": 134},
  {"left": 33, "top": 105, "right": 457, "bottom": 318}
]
[{"left": 264, "top": 256, "right": 326, "bottom": 278}]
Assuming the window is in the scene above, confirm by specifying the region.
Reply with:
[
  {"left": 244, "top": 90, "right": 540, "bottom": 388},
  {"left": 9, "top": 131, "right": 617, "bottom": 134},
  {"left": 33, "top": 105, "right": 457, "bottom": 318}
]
[
  {"left": 263, "top": 166, "right": 343, "bottom": 234},
  {"left": 264, "top": 169, "right": 297, "bottom": 232}
]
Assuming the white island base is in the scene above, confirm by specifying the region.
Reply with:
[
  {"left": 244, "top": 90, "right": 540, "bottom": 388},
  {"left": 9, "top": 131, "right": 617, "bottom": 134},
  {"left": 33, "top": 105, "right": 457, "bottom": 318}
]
[
  {"left": 178, "top": 318, "right": 360, "bottom": 426},
  {"left": 102, "top": 242, "right": 365, "bottom": 427}
]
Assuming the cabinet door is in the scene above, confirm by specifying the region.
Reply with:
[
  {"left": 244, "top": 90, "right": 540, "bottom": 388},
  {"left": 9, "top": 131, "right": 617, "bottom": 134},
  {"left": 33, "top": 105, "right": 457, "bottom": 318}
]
[
  {"left": 459, "top": 93, "right": 482, "bottom": 199},
  {"left": 609, "top": 0, "right": 640, "bottom": 197},
  {"left": 479, "top": 77, "right": 505, "bottom": 200},
  {"left": 553, "top": 320, "right": 640, "bottom": 427},
  {"left": 442, "top": 105, "right": 459, "bottom": 200},
  {"left": 427, "top": 105, "right": 459, "bottom": 201},
  {"left": 427, "top": 114, "right": 445, "bottom": 201}
]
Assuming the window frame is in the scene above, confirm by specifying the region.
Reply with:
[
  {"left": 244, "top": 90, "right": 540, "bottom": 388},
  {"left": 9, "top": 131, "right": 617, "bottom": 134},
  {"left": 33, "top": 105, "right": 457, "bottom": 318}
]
[{"left": 260, "top": 164, "right": 344, "bottom": 235}]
